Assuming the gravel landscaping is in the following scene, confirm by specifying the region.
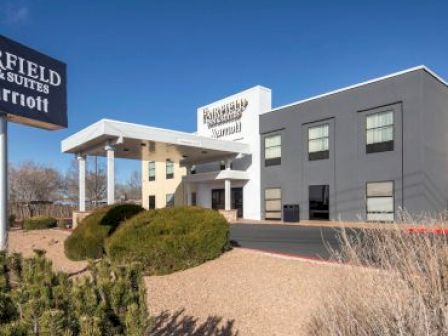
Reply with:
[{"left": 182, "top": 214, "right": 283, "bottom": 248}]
[
  {"left": 7, "top": 228, "right": 87, "bottom": 274},
  {"left": 146, "top": 249, "right": 349, "bottom": 336},
  {"left": 7, "top": 229, "right": 349, "bottom": 335}
]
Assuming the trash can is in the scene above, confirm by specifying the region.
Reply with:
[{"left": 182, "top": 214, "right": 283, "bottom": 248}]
[{"left": 283, "top": 204, "right": 300, "bottom": 222}]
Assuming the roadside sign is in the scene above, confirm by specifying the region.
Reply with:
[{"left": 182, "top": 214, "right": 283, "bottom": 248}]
[
  {"left": 0, "top": 35, "right": 67, "bottom": 129},
  {"left": 0, "top": 35, "right": 67, "bottom": 250}
]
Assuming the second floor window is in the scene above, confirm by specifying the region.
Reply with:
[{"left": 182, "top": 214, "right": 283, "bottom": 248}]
[
  {"left": 265, "top": 134, "right": 281, "bottom": 166},
  {"left": 148, "top": 161, "right": 156, "bottom": 181},
  {"left": 166, "top": 159, "right": 174, "bottom": 179},
  {"left": 308, "top": 124, "right": 329, "bottom": 160},
  {"left": 366, "top": 111, "right": 394, "bottom": 153}
]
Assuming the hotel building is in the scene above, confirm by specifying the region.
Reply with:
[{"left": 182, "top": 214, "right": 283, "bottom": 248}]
[{"left": 62, "top": 66, "right": 448, "bottom": 222}]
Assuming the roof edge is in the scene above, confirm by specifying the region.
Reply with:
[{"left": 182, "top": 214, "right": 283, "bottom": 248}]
[{"left": 265, "top": 65, "right": 447, "bottom": 114}]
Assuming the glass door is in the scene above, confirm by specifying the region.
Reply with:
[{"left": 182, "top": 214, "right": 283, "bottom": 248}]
[
  {"left": 309, "top": 185, "right": 329, "bottom": 220},
  {"left": 211, "top": 187, "right": 244, "bottom": 218}
]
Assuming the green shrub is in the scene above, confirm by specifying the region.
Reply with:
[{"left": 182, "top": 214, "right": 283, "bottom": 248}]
[
  {"left": 106, "top": 206, "right": 230, "bottom": 275},
  {"left": 0, "top": 250, "right": 150, "bottom": 335},
  {"left": 23, "top": 216, "right": 57, "bottom": 230},
  {"left": 64, "top": 204, "right": 144, "bottom": 261}
]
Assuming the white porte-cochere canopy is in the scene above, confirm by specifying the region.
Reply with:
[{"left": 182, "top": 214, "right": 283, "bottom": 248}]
[{"left": 61, "top": 119, "right": 251, "bottom": 211}]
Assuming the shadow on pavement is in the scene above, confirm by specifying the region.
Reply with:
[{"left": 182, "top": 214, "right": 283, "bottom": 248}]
[{"left": 149, "top": 309, "right": 238, "bottom": 336}]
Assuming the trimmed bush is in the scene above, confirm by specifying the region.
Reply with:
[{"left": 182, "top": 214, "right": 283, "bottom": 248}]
[
  {"left": 23, "top": 215, "right": 57, "bottom": 230},
  {"left": 106, "top": 206, "right": 230, "bottom": 275},
  {"left": 64, "top": 204, "right": 144, "bottom": 261}
]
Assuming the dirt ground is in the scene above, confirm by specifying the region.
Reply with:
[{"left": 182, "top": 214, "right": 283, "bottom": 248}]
[
  {"left": 7, "top": 229, "right": 348, "bottom": 336},
  {"left": 7, "top": 228, "right": 87, "bottom": 274}
]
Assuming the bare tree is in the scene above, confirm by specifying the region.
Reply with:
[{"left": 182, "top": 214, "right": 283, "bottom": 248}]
[
  {"left": 63, "top": 157, "right": 107, "bottom": 206},
  {"left": 9, "top": 161, "right": 64, "bottom": 217},
  {"left": 116, "top": 170, "right": 141, "bottom": 202}
]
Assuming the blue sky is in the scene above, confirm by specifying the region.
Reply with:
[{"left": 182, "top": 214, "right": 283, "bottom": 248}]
[{"left": 1, "top": 0, "right": 448, "bottom": 182}]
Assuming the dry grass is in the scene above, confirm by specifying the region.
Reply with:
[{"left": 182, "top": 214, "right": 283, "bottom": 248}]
[{"left": 308, "top": 215, "right": 448, "bottom": 336}]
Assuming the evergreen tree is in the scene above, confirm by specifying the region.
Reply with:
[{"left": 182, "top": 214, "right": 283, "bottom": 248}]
[
  {"left": 0, "top": 251, "right": 151, "bottom": 335},
  {"left": 39, "top": 309, "right": 66, "bottom": 335}
]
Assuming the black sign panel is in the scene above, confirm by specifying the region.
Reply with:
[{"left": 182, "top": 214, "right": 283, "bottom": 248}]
[{"left": 0, "top": 35, "right": 67, "bottom": 130}]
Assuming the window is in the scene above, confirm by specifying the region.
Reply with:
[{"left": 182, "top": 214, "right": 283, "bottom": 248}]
[
  {"left": 148, "top": 161, "right": 156, "bottom": 181},
  {"left": 166, "top": 159, "right": 174, "bottom": 179},
  {"left": 308, "top": 124, "right": 329, "bottom": 160},
  {"left": 265, "top": 134, "right": 281, "bottom": 166},
  {"left": 191, "top": 192, "right": 197, "bottom": 206},
  {"left": 366, "top": 111, "right": 394, "bottom": 153},
  {"left": 366, "top": 181, "right": 394, "bottom": 222},
  {"left": 166, "top": 193, "right": 174, "bottom": 208},
  {"left": 265, "top": 188, "right": 282, "bottom": 220},
  {"left": 148, "top": 195, "right": 156, "bottom": 209}
]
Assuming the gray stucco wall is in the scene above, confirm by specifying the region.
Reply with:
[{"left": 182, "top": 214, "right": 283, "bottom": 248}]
[{"left": 260, "top": 69, "right": 448, "bottom": 221}]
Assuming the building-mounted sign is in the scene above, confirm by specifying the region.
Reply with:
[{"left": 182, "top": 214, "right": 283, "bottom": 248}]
[
  {"left": 202, "top": 98, "right": 248, "bottom": 138},
  {"left": 0, "top": 35, "right": 67, "bottom": 130}
]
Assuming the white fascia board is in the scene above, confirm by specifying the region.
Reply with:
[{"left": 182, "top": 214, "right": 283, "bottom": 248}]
[
  {"left": 265, "top": 65, "right": 447, "bottom": 114},
  {"left": 183, "top": 170, "right": 250, "bottom": 183},
  {"left": 216, "top": 169, "right": 250, "bottom": 180},
  {"left": 62, "top": 119, "right": 251, "bottom": 155},
  {"left": 61, "top": 119, "right": 105, "bottom": 153}
]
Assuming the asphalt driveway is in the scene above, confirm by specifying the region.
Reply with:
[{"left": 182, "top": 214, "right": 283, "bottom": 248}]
[{"left": 230, "top": 224, "right": 349, "bottom": 260}]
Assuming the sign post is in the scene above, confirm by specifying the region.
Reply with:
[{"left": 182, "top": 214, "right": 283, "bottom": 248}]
[
  {"left": 0, "top": 35, "right": 67, "bottom": 250},
  {"left": 0, "top": 115, "right": 6, "bottom": 250}
]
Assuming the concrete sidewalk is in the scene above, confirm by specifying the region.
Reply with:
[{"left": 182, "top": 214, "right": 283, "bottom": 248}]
[{"left": 232, "top": 218, "right": 448, "bottom": 232}]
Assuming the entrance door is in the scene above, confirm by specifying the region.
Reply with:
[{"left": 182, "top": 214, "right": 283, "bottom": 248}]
[
  {"left": 211, "top": 187, "right": 243, "bottom": 218},
  {"left": 309, "top": 185, "right": 329, "bottom": 220},
  {"left": 211, "top": 189, "right": 225, "bottom": 210},
  {"left": 232, "top": 188, "right": 243, "bottom": 218}
]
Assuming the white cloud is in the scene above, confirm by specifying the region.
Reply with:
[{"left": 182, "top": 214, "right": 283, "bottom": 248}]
[{"left": 1, "top": 2, "right": 29, "bottom": 25}]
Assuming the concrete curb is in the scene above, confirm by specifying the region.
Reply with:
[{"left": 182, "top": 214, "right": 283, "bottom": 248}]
[{"left": 235, "top": 247, "right": 342, "bottom": 267}]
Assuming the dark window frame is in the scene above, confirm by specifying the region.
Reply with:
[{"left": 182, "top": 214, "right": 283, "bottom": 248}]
[
  {"left": 148, "top": 160, "right": 156, "bottom": 181},
  {"left": 264, "top": 134, "right": 282, "bottom": 167},
  {"left": 148, "top": 195, "right": 156, "bottom": 209},
  {"left": 308, "top": 124, "right": 330, "bottom": 161},
  {"left": 166, "top": 159, "right": 174, "bottom": 179},
  {"left": 365, "top": 110, "right": 394, "bottom": 154}
]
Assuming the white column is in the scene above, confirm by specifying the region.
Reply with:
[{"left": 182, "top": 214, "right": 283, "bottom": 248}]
[
  {"left": 0, "top": 116, "right": 7, "bottom": 251},
  {"left": 224, "top": 158, "right": 232, "bottom": 211},
  {"left": 105, "top": 144, "right": 115, "bottom": 205},
  {"left": 225, "top": 180, "right": 231, "bottom": 211},
  {"left": 77, "top": 154, "right": 86, "bottom": 212},
  {"left": 186, "top": 183, "right": 192, "bottom": 206}
]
